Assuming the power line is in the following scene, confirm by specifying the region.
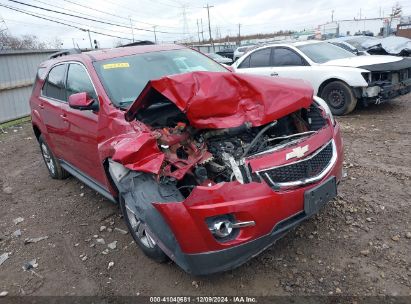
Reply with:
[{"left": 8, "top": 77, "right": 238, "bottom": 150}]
[
  {"left": 0, "top": 3, "right": 134, "bottom": 41},
  {"left": 60, "top": 0, "right": 177, "bottom": 30},
  {"left": 3, "top": 3, "right": 140, "bottom": 37},
  {"left": 5, "top": 0, "right": 187, "bottom": 34}
]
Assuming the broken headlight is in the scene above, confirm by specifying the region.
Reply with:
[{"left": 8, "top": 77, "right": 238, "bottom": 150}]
[{"left": 313, "top": 96, "right": 335, "bottom": 126}]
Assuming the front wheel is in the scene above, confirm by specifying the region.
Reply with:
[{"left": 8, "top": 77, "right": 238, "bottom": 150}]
[
  {"left": 320, "top": 81, "right": 357, "bottom": 116},
  {"left": 120, "top": 195, "right": 168, "bottom": 263}
]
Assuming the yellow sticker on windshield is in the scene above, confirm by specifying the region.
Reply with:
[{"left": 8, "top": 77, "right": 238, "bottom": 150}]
[{"left": 103, "top": 62, "right": 130, "bottom": 69}]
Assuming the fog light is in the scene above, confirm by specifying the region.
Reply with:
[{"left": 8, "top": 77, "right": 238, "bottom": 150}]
[
  {"left": 212, "top": 220, "right": 234, "bottom": 238},
  {"left": 207, "top": 215, "right": 256, "bottom": 241}
]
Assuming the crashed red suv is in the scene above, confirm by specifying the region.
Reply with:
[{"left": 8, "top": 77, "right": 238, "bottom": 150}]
[{"left": 30, "top": 44, "right": 343, "bottom": 275}]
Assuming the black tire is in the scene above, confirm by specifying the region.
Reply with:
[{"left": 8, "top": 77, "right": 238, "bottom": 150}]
[
  {"left": 119, "top": 194, "right": 168, "bottom": 263},
  {"left": 320, "top": 80, "right": 357, "bottom": 116},
  {"left": 38, "top": 135, "right": 70, "bottom": 179}
]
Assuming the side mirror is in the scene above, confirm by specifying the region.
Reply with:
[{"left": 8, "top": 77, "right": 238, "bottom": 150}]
[{"left": 68, "top": 92, "right": 97, "bottom": 111}]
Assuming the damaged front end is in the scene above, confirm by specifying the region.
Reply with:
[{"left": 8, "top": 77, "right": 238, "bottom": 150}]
[
  {"left": 358, "top": 58, "right": 411, "bottom": 104},
  {"left": 109, "top": 71, "right": 343, "bottom": 275}
]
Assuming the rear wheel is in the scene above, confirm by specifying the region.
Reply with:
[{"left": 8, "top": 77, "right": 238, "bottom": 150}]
[
  {"left": 320, "top": 81, "right": 357, "bottom": 116},
  {"left": 120, "top": 195, "right": 168, "bottom": 263},
  {"left": 39, "top": 135, "right": 69, "bottom": 179}
]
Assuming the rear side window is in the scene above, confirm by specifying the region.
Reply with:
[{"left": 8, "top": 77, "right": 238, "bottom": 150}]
[
  {"left": 272, "top": 48, "right": 306, "bottom": 66},
  {"left": 249, "top": 48, "right": 271, "bottom": 68},
  {"left": 42, "top": 64, "right": 66, "bottom": 101},
  {"left": 66, "top": 64, "right": 97, "bottom": 100},
  {"left": 238, "top": 56, "right": 250, "bottom": 68}
]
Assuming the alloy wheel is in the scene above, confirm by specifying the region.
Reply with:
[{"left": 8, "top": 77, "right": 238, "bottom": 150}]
[
  {"left": 126, "top": 206, "right": 156, "bottom": 249},
  {"left": 41, "top": 143, "right": 56, "bottom": 175}
]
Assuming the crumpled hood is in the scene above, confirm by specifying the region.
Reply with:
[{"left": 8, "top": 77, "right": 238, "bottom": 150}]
[
  {"left": 321, "top": 55, "right": 402, "bottom": 68},
  {"left": 125, "top": 71, "right": 313, "bottom": 129}
]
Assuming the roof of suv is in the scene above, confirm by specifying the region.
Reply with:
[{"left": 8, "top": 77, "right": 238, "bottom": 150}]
[{"left": 42, "top": 44, "right": 186, "bottom": 66}]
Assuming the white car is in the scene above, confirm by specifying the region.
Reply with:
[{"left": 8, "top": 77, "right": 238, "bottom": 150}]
[
  {"left": 233, "top": 41, "right": 411, "bottom": 115},
  {"left": 206, "top": 53, "right": 233, "bottom": 64},
  {"left": 233, "top": 45, "right": 255, "bottom": 62}
]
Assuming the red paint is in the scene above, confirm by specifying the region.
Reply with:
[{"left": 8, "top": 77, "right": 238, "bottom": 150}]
[
  {"left": 30, "top": 44, "right": 343, "bottom": 257},
  {"left": 126, "top": 71, "right": 314, "bottom": 129}
]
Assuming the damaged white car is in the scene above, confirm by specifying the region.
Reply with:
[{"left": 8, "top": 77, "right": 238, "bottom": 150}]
[{"left": 233, "top": 41, "right": 411, "bottom": 115}]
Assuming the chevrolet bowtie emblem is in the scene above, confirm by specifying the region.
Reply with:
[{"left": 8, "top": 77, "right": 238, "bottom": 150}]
[{"left": 286, "top": 145, "right": 309, "bottom": 160}]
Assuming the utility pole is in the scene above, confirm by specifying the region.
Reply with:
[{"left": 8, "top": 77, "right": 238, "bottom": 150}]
[
  {"left": 200, "top": 18, "right": 205, "bottom": 43},
  {"left": 182, "top": 4, "right": 189, "bottom": 42},
  {"left": 238, "top": 23, "right": 241, "bottom": 46},
  {"left": 86, "top": 29, "right": 93, "bottom": 49},
  {"left": 196, "top": 19, "right": 201, "bottom": 44},
  {"left": 153, "top": 25, "right": 158, "bottom": 43},
  {"left": 129, "top": 16, "right": 135, "bottom": 42},
  {"left": 360, "top": 8, "right": 362, "bottom": 19},
  {"left": 204, "top": 3, "right": 215, "bottom": 52},
  {"left": 331, "top": 10, "right": 334, "bottom": 22}
]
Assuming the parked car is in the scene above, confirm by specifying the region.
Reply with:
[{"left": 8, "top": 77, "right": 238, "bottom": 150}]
[
  {"left": 328, "top": 37, "right": 371, "bottom": 56},
  {"left": 233, "top": 45, "right": 255, "bottom": 61},
  {"left": 30, "top": 44, "right": 343, "bottom": 275},
  {"left": 206, "top": 52, "right": 233, "bottom": 64},
  {"left": 329, "top": 36, "right": 411, "bottom": 57},
  {"left": 233, "top": 41, "right": 411, "bottom": 115},
  {"left": 216, "top": 47, "right": 235, "bottom": 59}
]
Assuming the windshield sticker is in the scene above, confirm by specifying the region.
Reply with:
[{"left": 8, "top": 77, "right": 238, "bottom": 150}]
[{"left": 103, "top": 62, "right": 130, "bottom": 69}]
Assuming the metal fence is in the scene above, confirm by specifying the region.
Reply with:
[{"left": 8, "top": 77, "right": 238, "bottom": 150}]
[{"left": 0, "top": 49, "right": 58, "bottom": 123}]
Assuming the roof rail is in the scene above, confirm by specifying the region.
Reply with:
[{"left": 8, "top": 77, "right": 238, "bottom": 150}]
[
  {"left": 118, "top": 40, "right": 155, "bottom": 47},
  {"left": 49, "top": 48, "right": 81, "bottom": 59}
]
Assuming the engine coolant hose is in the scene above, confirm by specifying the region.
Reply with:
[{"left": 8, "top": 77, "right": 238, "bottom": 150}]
[{"left": 242, "top": 121, "right": 277, "bottom": 158}]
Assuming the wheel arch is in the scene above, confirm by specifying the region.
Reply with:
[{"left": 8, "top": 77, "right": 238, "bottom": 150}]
[
  {"left": 318, "top": 78, "right": 350, "bottom": 96},
  {"left": 32, "top": 124, "right": 42, "bottom": 141}
]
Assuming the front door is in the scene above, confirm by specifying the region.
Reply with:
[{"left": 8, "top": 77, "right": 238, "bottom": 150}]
[{"left": 59, "top": 63, "right": 104, "bottom": 185}]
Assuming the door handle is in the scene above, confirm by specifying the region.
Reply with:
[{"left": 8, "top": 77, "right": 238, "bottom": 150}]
[
  {"left": 270, "top": 72, "right": 279, "bottom": 77},
  {"left": 39, "top": 103, "right": 44, "bottom": 109},
  {"left": 60, "top": 114, "right": 69, "bottom": 122}
]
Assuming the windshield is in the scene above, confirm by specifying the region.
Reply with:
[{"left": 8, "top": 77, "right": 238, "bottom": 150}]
[
  {"left": 297, "top": 42, "right": 356, "bottom": 63},
  {"left": 93, "top": 48, "right": 227, "bottom": 107}
]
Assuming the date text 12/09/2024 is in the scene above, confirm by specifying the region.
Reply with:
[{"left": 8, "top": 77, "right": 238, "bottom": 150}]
[{"left": 149, "top": 296, "right": 257, "bottom": 303}]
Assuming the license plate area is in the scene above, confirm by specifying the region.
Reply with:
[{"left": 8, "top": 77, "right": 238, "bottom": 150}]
[{"left": 304, "top": 177, "right": 337, "bottom": 216}]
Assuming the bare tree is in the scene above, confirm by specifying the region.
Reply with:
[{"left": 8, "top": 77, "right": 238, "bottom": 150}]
[
  {"left": 390, "top": 2, "right": 402, "bottom": 18},
  {"left": 0, "top": 32, "right": 52, "bottom": 50}
]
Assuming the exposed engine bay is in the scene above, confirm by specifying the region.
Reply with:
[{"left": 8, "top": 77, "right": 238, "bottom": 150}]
[{"left": 136, "top": 99, "right": 328, "bottom": 197}]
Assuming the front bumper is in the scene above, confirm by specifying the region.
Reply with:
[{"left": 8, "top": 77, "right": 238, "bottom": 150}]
[
  {"left": 362, "top": 78, "right": 411, "bottom": 104},
  {"left": 152, "top": 125, "right": 343, "bottom": 275}
]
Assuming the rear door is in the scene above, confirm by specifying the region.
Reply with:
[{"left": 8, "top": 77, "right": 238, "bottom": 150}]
[
  {"left": 59, "top": 63, "right": 103, "bottom": 184},
  {"left": 39, "top": 63, "right": 68, "bottom": 159}
]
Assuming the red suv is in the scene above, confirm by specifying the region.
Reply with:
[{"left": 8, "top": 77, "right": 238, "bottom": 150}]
[{"left": 30, "top": 44, "right": 343, "bottom": 275}]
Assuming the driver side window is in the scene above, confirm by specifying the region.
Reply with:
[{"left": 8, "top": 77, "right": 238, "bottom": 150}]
[{"left": 66, "top": 64, "right": 97, "bottom": 100}]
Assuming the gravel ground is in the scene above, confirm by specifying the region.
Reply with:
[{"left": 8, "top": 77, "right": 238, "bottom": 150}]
[{"left": 0, "top": 96, "right": 410, "bottom": 297}]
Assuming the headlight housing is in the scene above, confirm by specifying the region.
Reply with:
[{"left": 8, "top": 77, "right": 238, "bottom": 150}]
[{"left": 313, "top": 96, "right": 335, "bottom": 126}]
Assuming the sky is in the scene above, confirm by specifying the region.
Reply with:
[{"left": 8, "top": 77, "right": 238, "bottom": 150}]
[{"left": 0, "top": 0, "right": 410, "bottom": 49}]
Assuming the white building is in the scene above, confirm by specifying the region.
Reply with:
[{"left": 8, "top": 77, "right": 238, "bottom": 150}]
[{"left": 319, "top": 17, "right": 401, "bottom": 37}]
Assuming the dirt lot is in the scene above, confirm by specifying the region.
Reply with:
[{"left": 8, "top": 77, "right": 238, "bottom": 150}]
[{"left": 0, "top": 96, "right": 410, "bottom": 298}]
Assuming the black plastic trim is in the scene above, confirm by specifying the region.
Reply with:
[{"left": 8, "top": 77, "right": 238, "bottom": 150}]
[{"left": 60, "top": 160, "right": 117, "bottom": 203}]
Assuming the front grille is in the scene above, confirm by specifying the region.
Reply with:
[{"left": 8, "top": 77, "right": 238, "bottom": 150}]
[{"left": 260, "top": 141, "right": 334, "bottom": 187}]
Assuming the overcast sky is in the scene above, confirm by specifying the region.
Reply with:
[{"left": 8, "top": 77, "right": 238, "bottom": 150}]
[{"left": 0, "top": 0, "right": 410, "bottom": 49}]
